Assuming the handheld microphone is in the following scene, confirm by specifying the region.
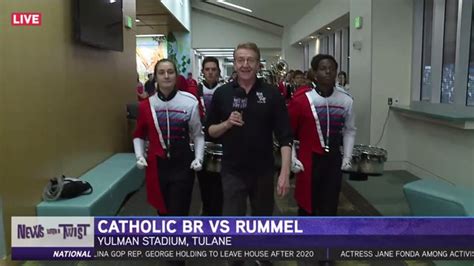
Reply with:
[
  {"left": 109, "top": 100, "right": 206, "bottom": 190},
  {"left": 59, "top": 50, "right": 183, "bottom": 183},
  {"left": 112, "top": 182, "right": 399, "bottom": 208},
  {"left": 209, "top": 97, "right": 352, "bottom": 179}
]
[
  {"left": 232, "top": 87, "right": 247, "bottom": 112},
  {"left": 232, "top": 87, "right": 247, "bottom": 123}
]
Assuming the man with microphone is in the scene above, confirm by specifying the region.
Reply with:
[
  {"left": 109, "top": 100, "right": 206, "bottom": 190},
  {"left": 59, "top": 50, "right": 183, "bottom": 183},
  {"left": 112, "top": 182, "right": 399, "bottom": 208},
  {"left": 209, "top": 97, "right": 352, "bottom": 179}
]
[{"left": 206, "top": 42, "right": 293, "bottom": 220}]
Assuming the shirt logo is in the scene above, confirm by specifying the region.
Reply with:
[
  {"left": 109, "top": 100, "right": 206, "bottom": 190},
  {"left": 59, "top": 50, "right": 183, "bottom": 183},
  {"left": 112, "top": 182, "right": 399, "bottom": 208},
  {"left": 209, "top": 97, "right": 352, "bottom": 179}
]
[
  {"left": 232, "top": 97, "right": 248, "bottom": 110},
  {"left": 256, "top": 92, "right": 266, "bottom": 104}
]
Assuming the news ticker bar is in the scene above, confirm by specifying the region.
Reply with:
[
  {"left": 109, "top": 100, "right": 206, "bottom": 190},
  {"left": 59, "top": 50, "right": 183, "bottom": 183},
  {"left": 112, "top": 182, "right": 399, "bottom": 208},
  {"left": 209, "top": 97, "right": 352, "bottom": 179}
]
[
  {"left": 12, "top": 248, "right": 474, "bottom": 260},
  {"left": 11, "top": 217, "right": 474, "bottom": 260}
]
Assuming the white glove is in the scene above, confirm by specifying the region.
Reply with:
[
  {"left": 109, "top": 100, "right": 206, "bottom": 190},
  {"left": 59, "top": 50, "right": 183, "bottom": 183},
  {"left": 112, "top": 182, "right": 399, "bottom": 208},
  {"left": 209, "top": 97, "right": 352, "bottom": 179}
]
[
  {"left": 341, "top": 157, "right": 352, "bottom": 171},
  {"left": 133, "top": 138, "right": 148, "bottom": 169},
  {"left": 190, "top": 158, "right": 203, "bottom": 171},
  {"left": 133, "top": 138, "right": 146, "bottom": 157},
  {"left": 193, "top": 135, "right": 205, "bottom": 165},
  {"left": 136, "top": 156, "right": 148, "bottom": 169},
  {"left": 291, "top": 145, "right": 304, "bottom": 173}
]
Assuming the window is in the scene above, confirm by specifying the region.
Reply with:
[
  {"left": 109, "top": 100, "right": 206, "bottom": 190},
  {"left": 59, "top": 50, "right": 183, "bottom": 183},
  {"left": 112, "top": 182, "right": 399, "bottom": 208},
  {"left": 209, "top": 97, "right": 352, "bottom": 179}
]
[
  {"left": 414, "top": 0, "right": 473, "bottom": 108},
  {"left": 468, "top": 3, "right": 474, "bottom": 106},
  {"left": 304, "top": 43, "right": 309, "bottom": 71},
  {"left": 441, "top": 0, "right": 458, "bottom": 103},
  {"left": 320, "top": 28, "right": 349, "bottom": 79},
  {"left": 347, "top": 27, "right": 350, "bottom": 79},
  {"left": 329, "top": 33, "right": 335, "bottom": 56},
  {"left": 322, "top": 36, "right": 329, "bottom": 54},
  {"left": 333, "top": 31, "right": 340, "bottom": 66},
  {"left": 336, "top": 30, "right": 342, "bottom": 65},
  {"left": 421, "top": 0, "right": 433, "bottom": 101}
]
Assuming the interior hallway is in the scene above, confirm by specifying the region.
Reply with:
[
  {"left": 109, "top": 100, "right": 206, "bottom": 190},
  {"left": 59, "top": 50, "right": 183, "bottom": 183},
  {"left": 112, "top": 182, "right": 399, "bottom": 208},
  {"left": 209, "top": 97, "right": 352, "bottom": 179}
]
[{"left": 18, "top": 171, "right": 471, "bottom": 266}]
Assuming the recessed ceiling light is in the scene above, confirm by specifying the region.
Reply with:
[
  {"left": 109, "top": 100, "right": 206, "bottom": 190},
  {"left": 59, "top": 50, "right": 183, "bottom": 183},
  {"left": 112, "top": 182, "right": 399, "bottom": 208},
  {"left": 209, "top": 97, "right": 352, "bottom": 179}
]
[
  {"left": 217, "top": 0, "right": 252, "bottom": 13},
  {"left": 310, "top": 36, "right": 315, "bottom": 39},
  {"left": 326, "top": 27, "right": 332, "bottom": 30},
  {"left": 135, "top": 19, "right": 140, "bottom": 22},
  {"left": 298, "top": 42, "right": 302, "bottom": 45}
]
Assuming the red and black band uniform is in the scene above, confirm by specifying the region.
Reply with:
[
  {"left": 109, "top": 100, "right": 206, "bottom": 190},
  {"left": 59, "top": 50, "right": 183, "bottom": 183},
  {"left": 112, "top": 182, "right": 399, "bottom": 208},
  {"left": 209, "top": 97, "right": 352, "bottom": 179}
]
[
  {"left": 196, "top": 80, "right": 225, "bottom": 216},
  {"left": 288, "top": 84, "right": 356, "bottom": 216}
]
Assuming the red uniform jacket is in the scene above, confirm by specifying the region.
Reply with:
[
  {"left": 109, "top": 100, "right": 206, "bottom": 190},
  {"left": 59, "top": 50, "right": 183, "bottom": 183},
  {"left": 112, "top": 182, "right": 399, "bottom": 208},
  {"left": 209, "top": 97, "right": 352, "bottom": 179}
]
[
  {"left": 186, "top": 78, "right": 198, "bottom": 88},
  {"left": 287, "top": 86, "right": 324, "bottom": 213},
  {"left": 278, "top": 81, "right": 287, "bottom": 98},
  {"left": 133, "top": 99, "right": 167, "bottom": 213}
]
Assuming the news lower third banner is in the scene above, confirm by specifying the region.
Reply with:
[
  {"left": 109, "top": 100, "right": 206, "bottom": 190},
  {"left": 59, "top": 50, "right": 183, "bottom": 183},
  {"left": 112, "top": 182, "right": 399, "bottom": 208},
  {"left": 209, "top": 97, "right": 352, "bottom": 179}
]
[{"left": 11, "top": 217, "right": 474, "bottom": 261}]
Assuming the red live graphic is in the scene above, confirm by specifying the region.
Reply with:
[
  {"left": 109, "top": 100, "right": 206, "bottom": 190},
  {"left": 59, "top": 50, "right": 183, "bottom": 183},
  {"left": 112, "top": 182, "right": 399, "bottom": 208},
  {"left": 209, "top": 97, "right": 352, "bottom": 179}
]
[{"left": 11, "top": 13, "right": 42, "bottom": 26}]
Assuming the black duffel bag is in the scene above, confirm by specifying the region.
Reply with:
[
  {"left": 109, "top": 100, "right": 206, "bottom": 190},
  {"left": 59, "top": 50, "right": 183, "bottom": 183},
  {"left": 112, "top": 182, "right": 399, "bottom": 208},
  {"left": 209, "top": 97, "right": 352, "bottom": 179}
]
[{"left": 42, "top": 175, "right": 93, "bottom": 201}]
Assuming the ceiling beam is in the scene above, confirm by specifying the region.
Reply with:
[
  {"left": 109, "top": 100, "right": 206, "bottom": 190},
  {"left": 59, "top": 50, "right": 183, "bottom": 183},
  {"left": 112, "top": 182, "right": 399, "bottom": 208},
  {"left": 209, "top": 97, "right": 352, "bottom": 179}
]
[{"left": 137, "top": 25, "right": 169, "bottom": 35}]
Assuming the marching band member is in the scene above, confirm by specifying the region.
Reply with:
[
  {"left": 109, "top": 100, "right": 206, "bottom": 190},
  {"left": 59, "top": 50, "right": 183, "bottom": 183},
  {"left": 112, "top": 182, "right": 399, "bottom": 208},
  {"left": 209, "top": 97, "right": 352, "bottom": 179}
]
[
  {"left": 288, "top": 54, "right": 356, "bottom": 217},
  {"left": 278, "top": 70, "right": 295, "bottom": 100},
  {"left": 133, "top": 59, "right": 204, "bottom": 217},
  {"left": 196, "top": 56, "right": 225, "bottom": 216},
  {"left": 293, "top": 70, "right": 306, "bottom": 92}
]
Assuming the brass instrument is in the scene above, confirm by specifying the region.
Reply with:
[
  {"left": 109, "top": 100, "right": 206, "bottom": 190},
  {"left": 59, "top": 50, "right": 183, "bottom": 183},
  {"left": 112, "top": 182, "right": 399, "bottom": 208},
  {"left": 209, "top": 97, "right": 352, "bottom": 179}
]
[{"left": 260, "top": 59, "right": 289, "bottom": 85}]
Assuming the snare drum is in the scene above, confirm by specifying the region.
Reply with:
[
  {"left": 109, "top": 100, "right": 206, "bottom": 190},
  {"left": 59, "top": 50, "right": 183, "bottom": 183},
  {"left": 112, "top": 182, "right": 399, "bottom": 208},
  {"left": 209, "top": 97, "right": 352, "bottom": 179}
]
[
  {"left": 205, "top": 142, "right": 223, "bottom": 173},
  {"left": 354, "top": 145, "right": 387, "bottom": 175}
]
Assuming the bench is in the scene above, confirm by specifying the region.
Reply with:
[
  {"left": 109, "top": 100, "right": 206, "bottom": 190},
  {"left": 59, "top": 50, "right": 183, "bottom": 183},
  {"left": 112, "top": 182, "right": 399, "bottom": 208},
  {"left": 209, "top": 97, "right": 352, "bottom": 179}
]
[
  {"left": 36, "top": 153, "right": 144, "bottom": 216},
  {"left": 403, "top": 179, "right": 474, "bottom": 216}
]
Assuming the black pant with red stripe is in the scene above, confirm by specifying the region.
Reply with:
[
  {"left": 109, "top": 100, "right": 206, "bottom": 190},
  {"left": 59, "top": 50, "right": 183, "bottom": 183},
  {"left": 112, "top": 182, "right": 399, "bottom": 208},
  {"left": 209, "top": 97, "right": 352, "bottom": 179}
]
[
  {"left": 156, "top": 155, "right": 194, "bottom": 266},
  {"left": 196, "top": 169, "right": 223, "bottom": 216},
  {"left": 156, "top": 155, "right": 194, "bottom": 216},
  {"left": 298, "top": 151, "right": 343, "bottom": 216}
]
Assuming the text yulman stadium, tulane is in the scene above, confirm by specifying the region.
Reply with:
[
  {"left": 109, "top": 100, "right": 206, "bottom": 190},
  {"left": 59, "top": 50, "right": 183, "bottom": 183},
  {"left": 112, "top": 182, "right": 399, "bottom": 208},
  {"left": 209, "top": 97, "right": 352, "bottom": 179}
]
[{"left": 98, "top": 235, "right": 232, "bottom": 246}]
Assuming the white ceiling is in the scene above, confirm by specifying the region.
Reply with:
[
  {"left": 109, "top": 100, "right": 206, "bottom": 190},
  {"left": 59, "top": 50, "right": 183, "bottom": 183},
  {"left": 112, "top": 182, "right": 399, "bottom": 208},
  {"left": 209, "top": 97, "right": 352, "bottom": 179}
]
[
  {"left": 201, "top": 0, "right": 320, "bottom": 27},
  {"left": 136, "top": 0, "right": 186, "bottom": 34},
  {"left": 137, "top": 0, "right": 323, "bottom": 37}
]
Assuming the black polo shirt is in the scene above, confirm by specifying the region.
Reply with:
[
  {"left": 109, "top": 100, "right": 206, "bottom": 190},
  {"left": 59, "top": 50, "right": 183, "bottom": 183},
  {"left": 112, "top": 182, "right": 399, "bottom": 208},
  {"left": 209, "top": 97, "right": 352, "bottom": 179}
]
[{"left": 206, "top": 78, "right": 293, "bottom": 176}]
